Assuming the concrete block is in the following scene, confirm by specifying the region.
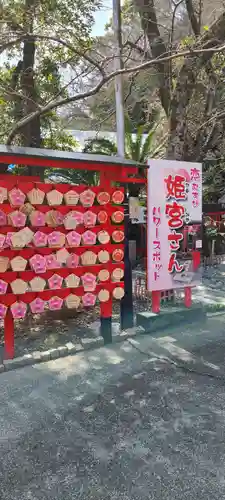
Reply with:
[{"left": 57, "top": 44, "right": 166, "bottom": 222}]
[
  {"left": 48, "top": 348, "right": 59, "bottom": 360},
  {"left": 0, "top": 364, "right": 4, "bottom": 373},
  {"left": 66, "top": 342, "right": 81, "bottom": 355},
  {"left": 57, "top": 345, "right": 68, "bottom": 357},
  {"left": 39, "top": 351, "right": 51, "bottom": 362},
  {"left": 81, "top": 336, "right": 104, "bottom": 350},
  {"left": 3, "top": 354, "right": 32, "bottom": 370},
  {"left": 3, "top": 359, "right": 15, "bottom": 371},
  {"left": 32, "top": 351, "right": 42, "bottom": 363}
]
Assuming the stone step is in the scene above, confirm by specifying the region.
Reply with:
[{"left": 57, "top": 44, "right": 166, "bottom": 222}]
[{"left": 136, "top": 304, "right": 205, "bottom": 333}]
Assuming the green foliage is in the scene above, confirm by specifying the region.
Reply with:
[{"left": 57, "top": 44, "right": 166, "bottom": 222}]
[
  {"left": 0, "top": 0, "right": 100, "bottom": 153},
  {"left": 82, "top": 117, "right": 161, "bottom": 165},
  {"left": 83, "top": 138, "right": 117, "bottom": 155},
  {"left": 203, "top": 159, "right": 225, "bottom": 202},
  {"left": 44, "top": 168, "right": 99, "bottom": 186}
]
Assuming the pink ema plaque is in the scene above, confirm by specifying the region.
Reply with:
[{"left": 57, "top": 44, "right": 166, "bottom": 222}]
[
  {"left": 0, "top": 211, "right": 7, "bottom": 226},
  {"left": 0, "top": 304, "right": 7, "bottom": 318},
  {"left": 10, "top": 211, "right": 26, "bottom": 227},
  {"left": 30, "top": 298, "right": 45, "bottom": 314},
  {"left": 33, "top": 231, "right": 48, "bottom": 247},
  {"left": 4, "top": 232, "right": 14, "bottom": 248},
  {"left": 82, "top": 293, "right": 96, "bottom": 307},
  {"left": 48, "top": 274, "right": 63, "bottom": 290},
  {"left": 81, "top": 273, "right": 96, "bottom": 291},
  {"left": 66, "top": 231, "right": 81, "bottom": 247},
  {"left": 67, "top": 253, "right": 79, "bottom": 268},
  {"left": 48, "top": 296, "right": 63, "bottom": 310},
  {"left": 83, "top": 211, "right": 97, "bottom": 227},
  {"left": 0, "top": 279, "right": 7, "bottom": 294},
  {"left": 30, "top": 254, "right": 47, "bottom": 273},
  {"left": 46, "top": 254, "right": 61, "bottom": 269},
  {"left": 82, "top": 230, "right": 96, "bottom": 246},
  {"left": 0, "top": 234, "right": 5, "bottom": 248},
  {"left": 9, "top": 188, "right": 26, "bottom": 207},
  {"left": 11, "top": 301, "right": 27, "bottom": 319}
]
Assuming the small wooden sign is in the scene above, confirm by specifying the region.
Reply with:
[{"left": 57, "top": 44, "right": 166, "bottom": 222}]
[
  {"left": 98, "top": 250, "right": 110, "bottom": 264},
  {"left": 64, "top": 190, "right": 79, "bottom": 205},
  {"left": 11, "top": 279, "right": 28, "bottom": 295},
  {"left": 56, "top": 248, "right": 70, "bottom": 264},
  {"left": 80, "top": 189, "right": 95, "bottom": 207},
  {"left": 0, "top": 187, "right": 7, "bottom": 203},
  {"left": 98, "top": 269, "right": 110, "bottom": 281},
  {"left": 97, "top": 211, "right": 108, "bottom": 224},
  {"left": 112, "top": 248, "right": 124, "bottom": 262},
  {"left": 65, "top": 294, "right": 80, "bottom": 309},
  {"left": 81, "top": 251, "right": 97, "bottom": 266},
  {"left": 27, "top": 188, "right": 45, "bottom": 205},
  {"left": 10, "top": 256, "right": 26, "bottom": 272},
  {"left": 47, "top": 189, "right": 63, "bottom": 206},
  {"left": 97, "top": 192, "right": 110, "bottom": 205},
  {"left": 30, "top": 277, "right": 46, "bottom": 292},
  {"left": 98, "top": 230, "right": 110, "bottom": 245},
  {"left": 98, "top": 289, "right": 110, "bottom": 302},
  {"left": 65, "top": 274, "right": 80, "bottom": 288},
  {"left": 111, "top": 268, "right": 124, "bottom": 281},
  {"left": 113, "top": 287, "right": 124, "bottom": 299}
]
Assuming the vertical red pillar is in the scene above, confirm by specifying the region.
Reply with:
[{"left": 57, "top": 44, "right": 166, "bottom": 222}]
[
  {"left": 100, "top": 299, "right": 112, "bottom": 344},
  {"left": 192, "top": 250, "right": 200, "bottom": 271},
  {"left": 184, "top": 287, "right": 192, "bottom": 308},
  {"left": 4, "top": 309, "right": 14, "bottom": 359},
  {"left": 152, "top": 290, "right": 161, "bottom": 313}
]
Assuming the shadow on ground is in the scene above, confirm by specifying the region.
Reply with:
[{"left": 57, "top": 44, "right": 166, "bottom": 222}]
[{"left": 1, "top": 331, "right": 225, "bottom": 500}]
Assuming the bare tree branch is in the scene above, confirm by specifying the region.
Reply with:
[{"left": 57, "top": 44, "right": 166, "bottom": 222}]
[
  {"left": 6, "top": 43, "right": 225, "bottom": 145},
  {"left": 0, "top": 36, "right": 25, "bottom": 54}
]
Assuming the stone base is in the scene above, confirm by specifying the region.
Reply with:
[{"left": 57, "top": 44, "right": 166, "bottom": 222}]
[{"left": 136, "top": 305, "right": 206, "bottom": 333}]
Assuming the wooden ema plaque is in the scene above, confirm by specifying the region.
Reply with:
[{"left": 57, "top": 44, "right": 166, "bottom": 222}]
[{"left": 0, "top": 178, "right": 124, "bottom": 359}]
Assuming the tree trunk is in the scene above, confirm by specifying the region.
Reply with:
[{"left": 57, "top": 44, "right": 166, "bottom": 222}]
[{"left": 20, "top": 35, "right": 43, "bottom": 178}]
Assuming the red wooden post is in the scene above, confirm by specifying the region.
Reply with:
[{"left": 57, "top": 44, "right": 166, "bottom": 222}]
[
  {"left": 100, "top": 299, "right": 113, "bottom": 344},
  {"left": 184, "top": 286, "right": 192, "bottom": 308},
  {"left": 4, "top": 309, "right": 14, "bottom": 359},
  {"left": 152, "top": 290, "right": 161, "bottom": 313},
  {"left": 192, "top": 250, "right": 201, "bottom": 271}
]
